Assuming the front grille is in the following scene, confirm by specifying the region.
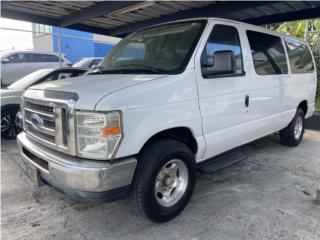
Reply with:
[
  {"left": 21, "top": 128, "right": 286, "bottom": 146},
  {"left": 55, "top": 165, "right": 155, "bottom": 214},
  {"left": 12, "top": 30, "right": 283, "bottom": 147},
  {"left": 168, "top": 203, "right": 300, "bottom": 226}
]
[
  {"left": 23, "top": 99, "right": 70, "bottom": 153},
  {"left": 25, "top": 101, "right": 54, "bottom": 113}
]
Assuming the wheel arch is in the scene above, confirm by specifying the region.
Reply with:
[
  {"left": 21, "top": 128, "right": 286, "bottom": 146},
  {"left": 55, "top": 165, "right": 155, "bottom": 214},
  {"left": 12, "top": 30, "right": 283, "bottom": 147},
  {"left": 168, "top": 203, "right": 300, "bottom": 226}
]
[
  {"left": 297, "top": 100, "right": 308, "bottom": 116},
  {"left": 1, "top": 104, "right": 20, "bottom": 113},
  {"left": 139, "top": 127, "right": 198, "bottom": 155}
]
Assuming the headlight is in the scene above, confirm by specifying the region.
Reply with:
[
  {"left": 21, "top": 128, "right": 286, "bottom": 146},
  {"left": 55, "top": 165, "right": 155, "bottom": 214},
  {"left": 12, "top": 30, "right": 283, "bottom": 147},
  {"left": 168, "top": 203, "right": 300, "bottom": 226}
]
[{"left": 75, "top": 111, "right": 123, "bottom": 160}]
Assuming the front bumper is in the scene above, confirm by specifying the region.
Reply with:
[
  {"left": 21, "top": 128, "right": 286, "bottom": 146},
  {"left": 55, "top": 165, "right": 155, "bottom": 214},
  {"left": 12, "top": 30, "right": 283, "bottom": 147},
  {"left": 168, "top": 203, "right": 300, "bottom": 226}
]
[{"left": 17, "top": 132, "right": 137, "bottom": 199}]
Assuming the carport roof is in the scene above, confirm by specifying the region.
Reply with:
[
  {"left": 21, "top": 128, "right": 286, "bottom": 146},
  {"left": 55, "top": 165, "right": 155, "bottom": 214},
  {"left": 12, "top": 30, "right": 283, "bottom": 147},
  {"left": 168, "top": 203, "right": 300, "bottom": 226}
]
[{"left": 2, "top": 1, "right": 320, "bottom": 37}]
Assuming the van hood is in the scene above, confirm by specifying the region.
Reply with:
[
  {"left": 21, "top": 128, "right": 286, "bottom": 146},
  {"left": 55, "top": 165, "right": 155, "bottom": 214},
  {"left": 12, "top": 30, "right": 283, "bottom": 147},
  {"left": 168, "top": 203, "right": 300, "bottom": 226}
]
[{"left": 28, "top": 74, "right": 166, "bottom": 110}]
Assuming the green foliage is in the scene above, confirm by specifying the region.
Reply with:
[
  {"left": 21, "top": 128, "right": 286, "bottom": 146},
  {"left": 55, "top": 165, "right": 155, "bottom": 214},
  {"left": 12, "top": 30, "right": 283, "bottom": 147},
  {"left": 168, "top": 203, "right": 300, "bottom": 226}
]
[
  {"left": 275, "top": 19, "right": 320, "bottom": 98},
  {"left": 277, "top": 19, "right": 320, "bottom": 45},
  {"left": 310, "top": 41, "right": 320, "bottom": 99},
  {"left": 316, "top": 97, "right": 320, "bottom": 112}
]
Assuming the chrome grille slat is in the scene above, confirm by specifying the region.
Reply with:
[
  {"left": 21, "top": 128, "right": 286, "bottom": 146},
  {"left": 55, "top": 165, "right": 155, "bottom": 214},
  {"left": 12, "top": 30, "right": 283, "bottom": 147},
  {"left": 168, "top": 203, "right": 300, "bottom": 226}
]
[
  {"left": 25, "top": 119, "right": 55, "bottom": 136},
  {"left": 26, "top": 124, "right": 56, "bottom": 143},
  {"left": 24, "top": 107, "right": 55, "bottom": 120},
  {"left": 25, "top": 102, "right": 53, "bottom": 113}
]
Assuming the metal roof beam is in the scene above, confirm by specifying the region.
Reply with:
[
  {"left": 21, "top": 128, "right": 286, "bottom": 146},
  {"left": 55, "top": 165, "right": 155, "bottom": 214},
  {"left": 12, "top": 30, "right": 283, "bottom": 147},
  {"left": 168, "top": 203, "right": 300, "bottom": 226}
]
[
  {"left": 1, "top": 9, "right": 60, "bottom": 26},
  {"left": 59, "top": 1, "right": 139, "bottom": 27},
  {"left": 108, "top": 1, "right": 275, "bottom": 36},
  {"left": 245, "top": 6, "right": 320, "bottom": 25}
]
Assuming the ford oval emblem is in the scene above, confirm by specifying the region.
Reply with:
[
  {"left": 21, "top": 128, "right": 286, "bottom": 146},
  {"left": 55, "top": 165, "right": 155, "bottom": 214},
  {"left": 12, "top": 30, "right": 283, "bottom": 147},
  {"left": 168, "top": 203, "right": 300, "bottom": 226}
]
[{"left": 30, "top": 114, "right": 43, "bottom": 130}]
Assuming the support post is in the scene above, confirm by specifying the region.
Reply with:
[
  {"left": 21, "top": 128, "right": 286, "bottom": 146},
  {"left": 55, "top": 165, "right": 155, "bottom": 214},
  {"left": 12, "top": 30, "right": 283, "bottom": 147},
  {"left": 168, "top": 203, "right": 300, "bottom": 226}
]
[
  {"left": 304, "top": 20, "right": 309, "bottom": 43},
  {"left": 58, "top": 27, "right": 62, "bottom": 67},
  {"left": 315, "top": 185, "right": 320, "bottom": 205}
]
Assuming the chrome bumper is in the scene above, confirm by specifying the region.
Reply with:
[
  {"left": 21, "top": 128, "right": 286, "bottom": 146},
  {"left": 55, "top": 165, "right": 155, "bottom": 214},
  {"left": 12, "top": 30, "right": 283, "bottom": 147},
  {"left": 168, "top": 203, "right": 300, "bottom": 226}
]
[{"left": 17, "top": 132, "right": 137, "bottom": 193}]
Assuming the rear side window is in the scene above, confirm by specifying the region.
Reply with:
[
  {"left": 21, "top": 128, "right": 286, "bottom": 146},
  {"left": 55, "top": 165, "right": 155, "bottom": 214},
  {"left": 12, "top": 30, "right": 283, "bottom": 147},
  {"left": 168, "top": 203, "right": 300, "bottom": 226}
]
[
  {"left": 284, "top": 38, "right": 314, "bottom": 74},
  {"left": 247, "top": 30, "right": 288, "bottom": 75},
  {"left": 33, "top": 54, "right": 60, "bottom": 62},
  {"left": 201, "top": 24, "right": 243, "bottom": 75}
]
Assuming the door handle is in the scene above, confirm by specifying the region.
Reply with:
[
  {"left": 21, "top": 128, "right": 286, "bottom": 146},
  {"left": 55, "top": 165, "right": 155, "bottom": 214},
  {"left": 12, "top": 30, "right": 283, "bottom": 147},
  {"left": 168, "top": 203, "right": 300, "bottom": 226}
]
[{"left": 245, "top": 95, "right": 250, "bottom": 108}]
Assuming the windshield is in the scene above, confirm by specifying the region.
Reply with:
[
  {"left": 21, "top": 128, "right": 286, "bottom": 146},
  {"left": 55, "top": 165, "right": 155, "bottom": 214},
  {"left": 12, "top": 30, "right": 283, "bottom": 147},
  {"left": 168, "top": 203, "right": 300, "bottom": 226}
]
[
  {"left": 99, "top": 21, "right": 206, "bottom": 74},
  {"left": 8, "top": 69, "right": 53, "bottom": 90}
]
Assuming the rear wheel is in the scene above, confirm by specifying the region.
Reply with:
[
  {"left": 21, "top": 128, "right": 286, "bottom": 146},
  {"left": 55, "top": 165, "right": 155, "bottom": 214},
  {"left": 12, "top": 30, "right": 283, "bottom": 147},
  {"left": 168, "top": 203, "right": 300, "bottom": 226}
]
[
  {"left": 130, "top": 139, "right": 196, "bottom": 222},
  {"left": 1, "top": 108, "right": 20, "bottom": 139},
  {"left": 280, "top": 108, "right": 305, "bottom": 146}
]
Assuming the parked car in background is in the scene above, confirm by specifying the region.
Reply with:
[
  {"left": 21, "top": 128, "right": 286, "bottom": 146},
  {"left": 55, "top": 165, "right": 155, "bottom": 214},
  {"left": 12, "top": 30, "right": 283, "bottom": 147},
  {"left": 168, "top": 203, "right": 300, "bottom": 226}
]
[
  {"left": 1, "top": 67, "right": 86, "bottom": 139},
  {"left": 17, "top": 18, "right": 316, "bottom": 222},
  {"left": 0, "top": 50, "right": 70, "bottom": 87},
  {"left": 72, "top": 57, "right": 103, "bottom": 69}
]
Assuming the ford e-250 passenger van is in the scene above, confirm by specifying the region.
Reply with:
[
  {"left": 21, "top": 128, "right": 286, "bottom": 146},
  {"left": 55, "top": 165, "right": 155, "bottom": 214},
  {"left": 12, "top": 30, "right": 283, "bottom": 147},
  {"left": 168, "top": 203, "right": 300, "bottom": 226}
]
[{"left": 17, "top": 18, "right": 317, "bottom": 222}]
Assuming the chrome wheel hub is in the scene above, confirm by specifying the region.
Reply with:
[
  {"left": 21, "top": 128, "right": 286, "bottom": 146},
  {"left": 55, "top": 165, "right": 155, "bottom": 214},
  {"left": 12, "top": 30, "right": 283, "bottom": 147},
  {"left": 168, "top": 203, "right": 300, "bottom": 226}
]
[
  {"left": 294, "top": 116, "right": 303, "bottom": 140},
  {"left": 155, "top": 159, "right": 188, "bottom": 207}
]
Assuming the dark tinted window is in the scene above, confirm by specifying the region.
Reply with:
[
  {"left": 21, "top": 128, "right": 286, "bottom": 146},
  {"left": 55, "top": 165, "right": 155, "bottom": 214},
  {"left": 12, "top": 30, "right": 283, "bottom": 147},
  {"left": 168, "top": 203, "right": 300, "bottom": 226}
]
[
  {"left": 201, "top": 25, "right": 243, "bottom": 75},
  {"left": 33, "top": 54, "right": 60, "bottom": 62},
  {"left": 285, "top": 38, "right": 314, "bottom": 74},
  {"left": 45, "top": 54, "right": 60, "bottom": 62},
  {"left": 247, "top": 30, "right": 288, "bottom": 75},
  {"left": 7, "top": 53, "right": 27, "bottom": 63}
]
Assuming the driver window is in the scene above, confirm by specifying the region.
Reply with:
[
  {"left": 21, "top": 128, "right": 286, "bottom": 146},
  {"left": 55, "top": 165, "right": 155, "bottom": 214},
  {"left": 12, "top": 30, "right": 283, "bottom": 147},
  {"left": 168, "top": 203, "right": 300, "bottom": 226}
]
[{"left": 201, "top": 24, "right": 243, "bottom": 75}]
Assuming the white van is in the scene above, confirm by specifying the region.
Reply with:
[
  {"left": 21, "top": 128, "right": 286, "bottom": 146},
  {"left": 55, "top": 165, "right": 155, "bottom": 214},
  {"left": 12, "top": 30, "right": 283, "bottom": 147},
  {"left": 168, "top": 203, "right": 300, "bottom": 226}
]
[
  {"left": 0, "top": 50, "right": 70, "bottom": 87},
  {"left": 17, "top": 18, "right": 317, "bottom": 222}
]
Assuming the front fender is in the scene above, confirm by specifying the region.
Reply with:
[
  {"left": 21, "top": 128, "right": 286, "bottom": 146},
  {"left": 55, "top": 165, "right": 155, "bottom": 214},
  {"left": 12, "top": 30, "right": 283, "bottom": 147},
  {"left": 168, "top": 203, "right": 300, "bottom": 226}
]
[{"left": 116, "top": 100, "right": 205, "bottom": 161}]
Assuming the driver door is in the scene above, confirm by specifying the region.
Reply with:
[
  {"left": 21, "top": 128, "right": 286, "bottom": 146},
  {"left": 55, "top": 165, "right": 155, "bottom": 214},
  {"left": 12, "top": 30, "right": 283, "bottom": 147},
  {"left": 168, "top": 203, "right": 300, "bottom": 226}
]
[{"left": 195, "top": 20, "right": 251, "bottom": 160}]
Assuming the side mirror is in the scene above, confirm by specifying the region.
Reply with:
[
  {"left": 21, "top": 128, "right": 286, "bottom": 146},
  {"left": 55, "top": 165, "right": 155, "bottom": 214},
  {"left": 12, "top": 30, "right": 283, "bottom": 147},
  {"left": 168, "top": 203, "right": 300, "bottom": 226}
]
[
  {"left": 90, "top": 64, "right": 97, "bottom": 70},
  {"left": 202, "top": 50, "right": 236, "bottom": 77},
  {"left": 1, "top": 58, "right": 10, "bottom": 64}
]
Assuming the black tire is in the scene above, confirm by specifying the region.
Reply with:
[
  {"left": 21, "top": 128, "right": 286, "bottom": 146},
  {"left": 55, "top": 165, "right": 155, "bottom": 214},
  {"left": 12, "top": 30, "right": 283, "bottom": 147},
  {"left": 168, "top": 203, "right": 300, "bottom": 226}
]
[
  {"left": 1, "top": 108, "right": 20, "bottom": 139},
  {"left": 279, "top": 108, "right": 305, "bottom": 146},
  {"left": 130, "top": 139, "right": 196, "bottom": 223}
]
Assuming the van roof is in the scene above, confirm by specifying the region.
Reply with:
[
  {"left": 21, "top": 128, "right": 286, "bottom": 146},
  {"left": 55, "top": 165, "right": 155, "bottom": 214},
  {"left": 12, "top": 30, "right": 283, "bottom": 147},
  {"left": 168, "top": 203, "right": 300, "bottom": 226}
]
[{"left": 144, "top": 17, "right": 307, "bottom": 45}]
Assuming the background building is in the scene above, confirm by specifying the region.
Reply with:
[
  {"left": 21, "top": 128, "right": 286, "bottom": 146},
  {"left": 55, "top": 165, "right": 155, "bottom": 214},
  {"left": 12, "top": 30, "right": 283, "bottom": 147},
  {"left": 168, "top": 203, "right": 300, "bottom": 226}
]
[{"left": 32, "top": 23, "right": 120, "bottom": 63}]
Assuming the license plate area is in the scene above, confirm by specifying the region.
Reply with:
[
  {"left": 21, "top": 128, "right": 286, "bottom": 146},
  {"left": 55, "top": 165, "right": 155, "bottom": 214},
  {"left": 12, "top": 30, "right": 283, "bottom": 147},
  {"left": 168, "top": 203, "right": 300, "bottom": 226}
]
[{"left": 26, "top": 162, "right": 40, "bottom": 183}]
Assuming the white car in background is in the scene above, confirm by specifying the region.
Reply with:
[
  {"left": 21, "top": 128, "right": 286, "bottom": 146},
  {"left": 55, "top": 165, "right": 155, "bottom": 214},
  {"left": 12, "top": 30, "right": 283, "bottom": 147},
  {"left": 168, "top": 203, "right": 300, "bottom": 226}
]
[
  {"left": 72, "top": 57, "right": 103, "bottom": 69},
  {"left": 1, "top": 67, "right": 87, "bottom": 139},
  {"left": 0, "top": 50, "right": 70, "bottom": 87}
]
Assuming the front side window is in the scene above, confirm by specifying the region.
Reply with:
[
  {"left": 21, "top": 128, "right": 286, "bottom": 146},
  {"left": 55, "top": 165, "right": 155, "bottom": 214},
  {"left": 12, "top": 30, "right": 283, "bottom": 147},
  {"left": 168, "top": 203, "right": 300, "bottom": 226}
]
[
  {"left": 247, "top": 30, "right": 288, "bottom": 75},
  {"left": 201, "top": 24, "right": 243, "bottom": 76},
  {"left": 285, "top": 38, "right": 314, "bottom": 74},
  {"left": 7, "top": 53, "right": 26, "bottom": 63},
  {"left": 99, "top": 21, "right": 206, "bottom": 74}
]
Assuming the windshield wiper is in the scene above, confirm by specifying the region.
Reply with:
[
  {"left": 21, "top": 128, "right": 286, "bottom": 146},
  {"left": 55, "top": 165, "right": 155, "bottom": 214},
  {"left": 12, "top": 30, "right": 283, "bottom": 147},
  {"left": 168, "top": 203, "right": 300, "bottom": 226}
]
[
  {"left": 100, "top": 64, "right": 160, "bottom": 74},
  {"left": 123, "top": 64, "right": 160, "bottom": 73}
]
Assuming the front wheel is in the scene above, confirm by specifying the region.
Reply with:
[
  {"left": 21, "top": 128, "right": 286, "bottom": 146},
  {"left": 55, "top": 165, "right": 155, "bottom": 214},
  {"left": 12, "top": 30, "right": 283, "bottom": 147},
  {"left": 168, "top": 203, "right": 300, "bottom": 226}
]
[
  {"left": 280, "top": 108, "right": 305, "bottom": 146},
  {"left": 130, "top": 139, "right": 196, "bottom": 222}
]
